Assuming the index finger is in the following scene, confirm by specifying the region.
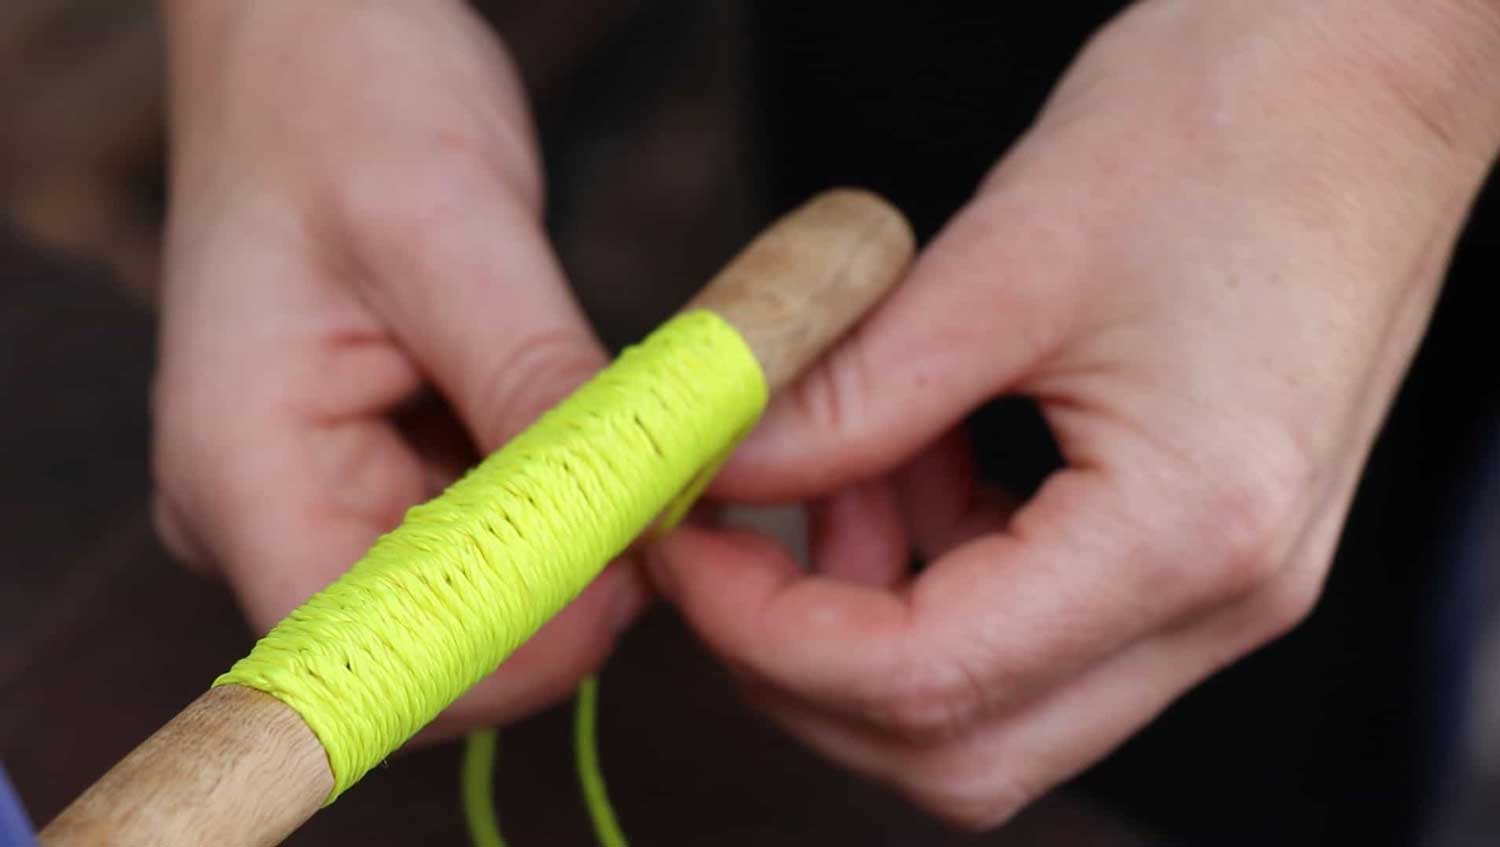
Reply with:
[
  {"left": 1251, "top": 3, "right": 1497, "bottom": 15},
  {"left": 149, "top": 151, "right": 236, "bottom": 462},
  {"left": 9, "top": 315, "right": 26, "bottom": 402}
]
[{"left": 650, "top": 449, "right": 1287, "bottom": 735}]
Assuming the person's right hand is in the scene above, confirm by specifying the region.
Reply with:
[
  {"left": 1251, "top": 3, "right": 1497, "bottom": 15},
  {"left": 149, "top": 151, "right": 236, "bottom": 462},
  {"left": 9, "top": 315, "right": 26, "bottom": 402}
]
[
  {"left": 646, "top": 0, "right": 1500, "bottom": 827},
  {"left": 151, "top": 0, "right": 647, "bottom": 737}
]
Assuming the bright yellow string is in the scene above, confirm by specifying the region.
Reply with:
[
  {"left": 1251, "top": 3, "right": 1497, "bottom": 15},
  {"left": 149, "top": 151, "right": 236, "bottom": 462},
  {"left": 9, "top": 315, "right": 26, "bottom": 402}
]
[
  {"left": 575, "top": 676, "right": 627, "bottom": 847},
  {"left": 461, "top": 729, "right": 505, "bottom": 847},
  {"left": 214, "top": 310, "right": 767, "bottom": 801},
  {"left": 461, "top": 413, "right": 717, "bottom": 847},
  {"left": 460, "top": 675, "right": 623, "bottom": 847}
]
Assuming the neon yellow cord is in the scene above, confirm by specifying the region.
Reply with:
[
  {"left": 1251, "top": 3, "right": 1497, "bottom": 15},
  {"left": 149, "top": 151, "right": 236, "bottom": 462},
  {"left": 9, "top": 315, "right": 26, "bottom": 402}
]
[
  {"left": 575, "top": 676, "right": 628, "bottom": 847},
  {"left": 462, "top": 730, "right": 506, "bottom": 847},
  {"left": 214, "top": 310, "right": 766, "bottom": 801},
  {"left": 455, "top": 312, "right": 731, "bottom": 847}
]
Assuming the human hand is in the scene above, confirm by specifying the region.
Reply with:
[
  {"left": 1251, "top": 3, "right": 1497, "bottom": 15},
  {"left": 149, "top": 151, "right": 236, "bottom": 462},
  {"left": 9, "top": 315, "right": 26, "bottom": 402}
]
[
  {"left": 151, "top": 0, "right": 645, "bottom": 735},
  {"left": 648, "top": 0, "right": 1500, "bottom": 827}
]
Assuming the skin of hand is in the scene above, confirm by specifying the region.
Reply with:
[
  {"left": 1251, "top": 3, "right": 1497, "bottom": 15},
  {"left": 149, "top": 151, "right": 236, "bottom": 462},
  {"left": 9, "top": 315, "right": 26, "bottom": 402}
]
[
  {"left": 151, "top": 0, "right": 648, "bottom": 737},
  {"left": 648, "top": 0, "right": 1500, "bottom": 829}
]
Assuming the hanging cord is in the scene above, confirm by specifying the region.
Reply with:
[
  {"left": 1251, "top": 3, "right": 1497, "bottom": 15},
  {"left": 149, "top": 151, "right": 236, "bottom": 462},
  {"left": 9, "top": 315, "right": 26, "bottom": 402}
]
[
  {"left": 461, "top": 730, "right": 505, "bottom": 847},
  {"left": 460, "top": 675, "right": 625, "bottom": 847},
  {"left": 575, "top": 677, "right": 627, "bottom": 847}
]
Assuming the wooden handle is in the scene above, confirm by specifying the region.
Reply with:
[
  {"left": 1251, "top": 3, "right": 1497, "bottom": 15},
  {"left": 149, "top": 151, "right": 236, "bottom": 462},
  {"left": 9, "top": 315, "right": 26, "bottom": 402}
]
[{"left": 40, "top": 188, "right": 913, "bottom": 846}]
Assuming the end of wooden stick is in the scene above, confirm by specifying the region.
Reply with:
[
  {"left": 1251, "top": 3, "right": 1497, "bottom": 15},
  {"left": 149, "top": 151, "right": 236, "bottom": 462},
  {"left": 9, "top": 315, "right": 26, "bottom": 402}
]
[
  {"left": 689, "top": 188, "right": 915, "bottom": 391},
  {"left": 41, "top": 686, "right": 332, "bottom": 847}
]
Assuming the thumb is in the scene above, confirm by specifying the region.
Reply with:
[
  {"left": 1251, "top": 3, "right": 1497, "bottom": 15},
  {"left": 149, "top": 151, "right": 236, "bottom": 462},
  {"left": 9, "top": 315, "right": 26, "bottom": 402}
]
[
  {"left": 715, "top": 191, "right": 1076, "bottom": 502},
  {"left": 359, "top": 188, "right": 607, "bottom": 451}
]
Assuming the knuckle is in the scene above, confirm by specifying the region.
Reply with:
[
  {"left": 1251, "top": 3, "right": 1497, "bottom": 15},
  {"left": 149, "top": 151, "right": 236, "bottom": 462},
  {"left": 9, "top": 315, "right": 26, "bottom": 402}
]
[
  {"left": 149, "top": 377, "right": 195, "bottom": 510},
  {"left": 1185, "top": 439, "right": 1308, "bottom": 607},
  {"left": 865, "top": 658, "right": 985, "bottom": 744},
  {"left": 878, "top": 693, "right": 966, "bottom": 743},
  {"left": 339, "top": 194, "right": 444, "bottom": 276},
  {"left": 148, "top": 373, "right": 239, "bottom": 576},
  {"left": 149, "top": 448, "right": 217, "bottom": 576},
  {"left": 1259, "top": 570, "right": 1324, "bottom": 640},
  {"left": 473, "top": 329, "right": 603, "bottom": 449},
  {"left": 788, "top": 341, "right": 873, "bottom": 444},
  {"left": 335, "top": 154, "right": 519, "bottom": 272},
  {"left": 150, "top": 492, "right": 207, "bottom": 574}
]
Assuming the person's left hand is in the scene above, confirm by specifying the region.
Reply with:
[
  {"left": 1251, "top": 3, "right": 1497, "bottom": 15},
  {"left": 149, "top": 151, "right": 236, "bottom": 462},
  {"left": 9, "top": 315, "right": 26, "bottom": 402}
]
[{"left": 647, "top": 0, "right": 1500, "bottom": 827}]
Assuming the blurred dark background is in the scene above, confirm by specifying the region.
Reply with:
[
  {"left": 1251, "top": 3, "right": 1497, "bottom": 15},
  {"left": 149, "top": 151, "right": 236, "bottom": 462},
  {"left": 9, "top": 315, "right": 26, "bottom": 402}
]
[{"left": 3, "top": 2, "right": 1498, "bottom": 845}]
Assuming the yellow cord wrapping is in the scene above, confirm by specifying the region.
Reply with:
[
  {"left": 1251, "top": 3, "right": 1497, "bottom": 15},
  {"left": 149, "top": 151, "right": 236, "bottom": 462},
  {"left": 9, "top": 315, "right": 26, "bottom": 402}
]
[{"left": 214, "top": 310, "right": 767, "bottom": 801}]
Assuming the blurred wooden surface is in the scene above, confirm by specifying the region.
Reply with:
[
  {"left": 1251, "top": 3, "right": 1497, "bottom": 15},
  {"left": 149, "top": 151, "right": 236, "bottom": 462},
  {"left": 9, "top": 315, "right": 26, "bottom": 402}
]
[
  {"left": 0, "top": 0, "right": 767, "bottom": 334},
  {"left": 0, "top": 0, "right": 164, "bottom": 297}
]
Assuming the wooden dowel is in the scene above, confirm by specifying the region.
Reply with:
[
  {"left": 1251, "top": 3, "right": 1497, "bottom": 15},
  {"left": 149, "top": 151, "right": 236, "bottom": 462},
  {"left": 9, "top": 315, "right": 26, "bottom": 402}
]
[
  {"left": 40, "top": 188, "right": 913, "bottom": 846},
  {"left": 41, "top": 686, "right": 331, "bottom": 847},
  {"left": 689, "top": 188, "right": 915, "bottom": 391}
]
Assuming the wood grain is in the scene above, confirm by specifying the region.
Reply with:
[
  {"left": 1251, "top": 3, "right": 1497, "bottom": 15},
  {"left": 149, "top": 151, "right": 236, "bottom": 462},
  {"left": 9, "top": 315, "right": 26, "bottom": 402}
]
[{"left": 40, "top": 685, "right": 331, "bottom": 846}]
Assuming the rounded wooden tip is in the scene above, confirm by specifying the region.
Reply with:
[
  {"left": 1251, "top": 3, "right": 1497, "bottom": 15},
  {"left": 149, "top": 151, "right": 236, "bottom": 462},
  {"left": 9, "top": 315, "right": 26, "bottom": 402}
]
[{"left": 688, "top": 188, "right": 915, "bottom": 391}]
